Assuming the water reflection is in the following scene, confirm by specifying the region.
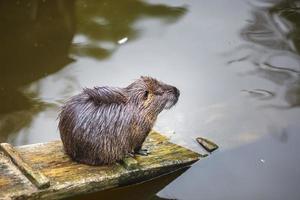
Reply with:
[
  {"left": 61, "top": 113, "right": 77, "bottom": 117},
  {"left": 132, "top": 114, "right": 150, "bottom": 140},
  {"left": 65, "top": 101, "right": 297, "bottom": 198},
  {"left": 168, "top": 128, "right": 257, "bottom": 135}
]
[
  {"left": 159, "top": 125, "right": 300, "bottom": 200},
  {"left": 72, "top": 0, "right": 186, "bottom": 59},
  {"left": 241, "top": 88, "right": 275, "bottom": 100},
  {"left": 0, "top": 0, "right": 75, "bottom": 142},
  {"left": 229, "top": 0, "right": 300, "bottom": 108},
  {"left": 0, "top": 0, "right": 187, "bottom": 143}
]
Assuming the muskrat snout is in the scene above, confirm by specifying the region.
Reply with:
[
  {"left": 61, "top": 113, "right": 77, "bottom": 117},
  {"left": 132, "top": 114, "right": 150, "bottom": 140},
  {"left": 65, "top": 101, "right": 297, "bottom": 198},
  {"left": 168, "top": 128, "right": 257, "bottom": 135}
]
[
  {"left": 164, "top": 86, "right": 180, "bottom": 110},
  {"left": 173, "top": 86, "right": 180, "bottom": 99}
]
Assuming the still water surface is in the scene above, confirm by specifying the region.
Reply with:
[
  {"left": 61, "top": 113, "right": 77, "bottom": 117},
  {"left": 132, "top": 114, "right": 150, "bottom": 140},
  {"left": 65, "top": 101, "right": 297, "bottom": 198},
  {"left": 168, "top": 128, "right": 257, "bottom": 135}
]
[{"left": 1, "top": 0, "right": 300, "bottom": 199}]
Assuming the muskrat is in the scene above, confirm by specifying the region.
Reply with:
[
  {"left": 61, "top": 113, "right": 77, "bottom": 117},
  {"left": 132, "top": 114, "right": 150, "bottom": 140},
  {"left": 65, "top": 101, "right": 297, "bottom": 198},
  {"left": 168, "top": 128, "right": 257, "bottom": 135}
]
[{"left": 58, "top": 76, "right": 180, "bottom": 165}]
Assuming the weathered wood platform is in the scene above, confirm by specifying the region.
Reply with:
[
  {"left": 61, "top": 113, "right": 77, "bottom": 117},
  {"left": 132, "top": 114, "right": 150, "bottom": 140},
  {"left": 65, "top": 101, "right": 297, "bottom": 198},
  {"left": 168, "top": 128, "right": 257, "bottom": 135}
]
[{"left": 0, "top": 131, "right": 202, "bottom": 200}]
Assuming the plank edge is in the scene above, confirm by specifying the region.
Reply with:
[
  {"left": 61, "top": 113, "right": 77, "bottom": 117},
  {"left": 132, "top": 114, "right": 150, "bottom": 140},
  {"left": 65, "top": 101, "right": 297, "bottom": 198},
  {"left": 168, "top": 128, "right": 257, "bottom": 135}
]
[{"left": 0, "top": 143, "right": 50, "bottom": 189}]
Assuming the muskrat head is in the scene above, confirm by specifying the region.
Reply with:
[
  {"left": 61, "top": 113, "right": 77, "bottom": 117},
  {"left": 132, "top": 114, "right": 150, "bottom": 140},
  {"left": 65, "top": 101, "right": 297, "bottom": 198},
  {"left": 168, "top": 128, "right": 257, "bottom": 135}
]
[{"left": 126, "top": 76, "right": 180, "bottom": 115}]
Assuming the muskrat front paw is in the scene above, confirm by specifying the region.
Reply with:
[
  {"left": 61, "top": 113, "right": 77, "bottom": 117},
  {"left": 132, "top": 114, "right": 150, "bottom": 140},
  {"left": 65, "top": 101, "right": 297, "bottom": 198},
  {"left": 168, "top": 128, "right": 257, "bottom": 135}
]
[{"left": 127, "top": 152, "right": 135, "bottom": 157}]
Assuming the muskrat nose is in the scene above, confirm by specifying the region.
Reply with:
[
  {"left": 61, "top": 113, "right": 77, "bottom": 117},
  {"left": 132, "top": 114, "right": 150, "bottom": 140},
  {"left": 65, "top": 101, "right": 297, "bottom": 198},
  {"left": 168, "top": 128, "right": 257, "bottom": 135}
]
[{"left": 173, "top": 87, "right": 180, "bottom": 98}]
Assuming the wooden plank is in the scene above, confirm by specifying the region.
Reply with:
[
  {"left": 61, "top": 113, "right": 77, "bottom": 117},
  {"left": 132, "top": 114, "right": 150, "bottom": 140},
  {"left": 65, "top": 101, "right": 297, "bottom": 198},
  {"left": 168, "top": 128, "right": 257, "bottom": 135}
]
[
  {"left": 0, "top": 143, "right": 50, "bottom": 189},
  {"left": 0, "top": 152, "right": 37, "bottom": 199},
  {"left": 0, "top": 131, "right": 201, "bottom": 200}
]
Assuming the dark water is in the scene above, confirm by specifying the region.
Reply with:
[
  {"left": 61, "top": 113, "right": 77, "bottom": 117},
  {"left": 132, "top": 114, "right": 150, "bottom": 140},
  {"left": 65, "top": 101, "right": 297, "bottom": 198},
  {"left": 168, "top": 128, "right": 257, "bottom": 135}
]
[{"left": 1, "top": 0, "right": 300, "bottom": 199}]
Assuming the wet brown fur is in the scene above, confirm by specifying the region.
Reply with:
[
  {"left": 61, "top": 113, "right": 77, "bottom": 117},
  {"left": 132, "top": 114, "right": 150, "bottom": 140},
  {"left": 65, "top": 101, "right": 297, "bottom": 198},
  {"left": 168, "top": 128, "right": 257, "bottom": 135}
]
[{"left": 58, "top": 76, "right": 180, "bottom": 165}]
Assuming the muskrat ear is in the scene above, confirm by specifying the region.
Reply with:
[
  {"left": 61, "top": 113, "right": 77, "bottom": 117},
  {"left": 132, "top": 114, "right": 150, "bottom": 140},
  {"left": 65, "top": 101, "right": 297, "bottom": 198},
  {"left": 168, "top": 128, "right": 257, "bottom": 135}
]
[{"left": 143, "top": 90, "right": 149, "bottom": 100}]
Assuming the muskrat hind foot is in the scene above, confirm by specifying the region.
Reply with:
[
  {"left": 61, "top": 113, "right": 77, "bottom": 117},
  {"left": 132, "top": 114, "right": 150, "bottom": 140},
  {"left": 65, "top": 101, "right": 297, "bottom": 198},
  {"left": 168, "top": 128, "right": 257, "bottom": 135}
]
[{"left": 136, "top": 148, "right": 149, "bottom": 156}]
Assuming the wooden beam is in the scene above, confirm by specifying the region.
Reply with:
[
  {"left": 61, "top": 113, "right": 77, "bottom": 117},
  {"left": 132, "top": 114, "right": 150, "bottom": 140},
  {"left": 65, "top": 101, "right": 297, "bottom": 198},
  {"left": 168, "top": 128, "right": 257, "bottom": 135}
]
[
  {"left": 0, "top": 131, "right": 201, "bottom": 199},
  {"left": 0, "top": 143, "right": 50, "bottom": 189}
]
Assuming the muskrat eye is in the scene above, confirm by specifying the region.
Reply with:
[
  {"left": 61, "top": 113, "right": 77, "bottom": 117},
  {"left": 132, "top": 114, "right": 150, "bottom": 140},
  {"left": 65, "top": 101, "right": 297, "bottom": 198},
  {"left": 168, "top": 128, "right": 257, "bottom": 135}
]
[{"left": 143, "top": 91, "right": 149, "bottom": 100}]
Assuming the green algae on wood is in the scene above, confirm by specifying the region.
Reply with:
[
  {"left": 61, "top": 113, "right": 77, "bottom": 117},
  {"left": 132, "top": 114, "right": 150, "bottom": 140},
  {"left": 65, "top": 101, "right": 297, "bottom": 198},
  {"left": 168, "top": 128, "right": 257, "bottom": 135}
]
[
  {"left": 121, "top": 156, "right": 139, "bottom": 170},
  {"left": 0, "top": 131, "right": 201, "bottom": 200}
]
